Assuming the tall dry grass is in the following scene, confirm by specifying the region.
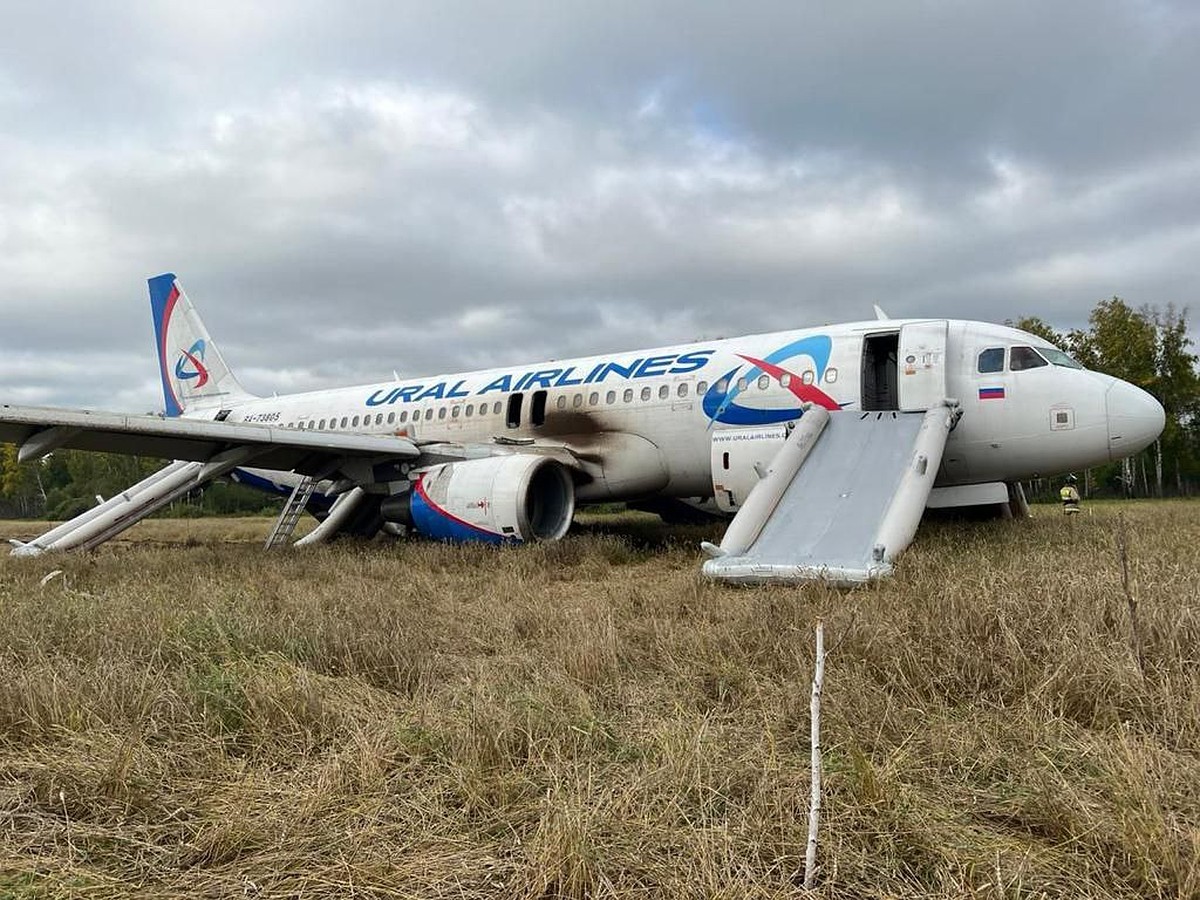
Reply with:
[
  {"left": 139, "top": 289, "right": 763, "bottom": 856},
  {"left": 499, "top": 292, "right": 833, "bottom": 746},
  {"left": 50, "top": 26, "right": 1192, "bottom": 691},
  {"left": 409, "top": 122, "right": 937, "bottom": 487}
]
[{"left": 0, "top": 502, "right": 1197, "bottom": 898}]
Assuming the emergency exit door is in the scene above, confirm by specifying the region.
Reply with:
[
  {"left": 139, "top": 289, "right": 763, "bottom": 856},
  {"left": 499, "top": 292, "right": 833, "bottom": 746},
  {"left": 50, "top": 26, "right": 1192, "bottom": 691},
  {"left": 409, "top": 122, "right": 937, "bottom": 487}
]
[{"left": 897, "top": 320, "right": 948, "bottom": 411}]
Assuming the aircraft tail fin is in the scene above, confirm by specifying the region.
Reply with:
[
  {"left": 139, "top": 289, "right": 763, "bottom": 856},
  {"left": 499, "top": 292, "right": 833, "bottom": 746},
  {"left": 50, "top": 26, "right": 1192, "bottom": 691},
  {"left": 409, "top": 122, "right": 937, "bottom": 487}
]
[{"left": 147, "top": 273, "right": 255, "bottom": 417}]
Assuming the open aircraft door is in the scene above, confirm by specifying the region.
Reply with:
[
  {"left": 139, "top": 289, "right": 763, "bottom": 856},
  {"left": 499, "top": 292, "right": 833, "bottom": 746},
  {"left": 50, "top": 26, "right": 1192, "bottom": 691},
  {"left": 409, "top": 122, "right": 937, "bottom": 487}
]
[{"left": 897, "top": 320, "right": 948, "bottom": 411}]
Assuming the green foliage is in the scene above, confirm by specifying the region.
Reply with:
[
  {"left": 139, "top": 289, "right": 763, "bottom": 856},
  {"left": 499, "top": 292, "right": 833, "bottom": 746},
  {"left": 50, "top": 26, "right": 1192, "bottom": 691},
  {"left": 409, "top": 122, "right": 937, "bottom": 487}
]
[
  {"left": 0, "top": 446, "right": 278, "bottom": 519},
  {"left": 0, "top": 443, "right": 45, "bottom": 518},
  {"left": 1011, "top": 315, "right": 1063, "bottom": 346},
  {"left": 1073, "top": 297, "right": 1158, "bottom": 388}
]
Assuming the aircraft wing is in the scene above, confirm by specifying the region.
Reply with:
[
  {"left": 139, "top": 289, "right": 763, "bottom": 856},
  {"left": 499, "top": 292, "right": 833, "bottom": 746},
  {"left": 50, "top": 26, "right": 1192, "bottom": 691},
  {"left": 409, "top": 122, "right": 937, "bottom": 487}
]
[{"left": 0, "top": 404, "right": 419, "bottom": 474}]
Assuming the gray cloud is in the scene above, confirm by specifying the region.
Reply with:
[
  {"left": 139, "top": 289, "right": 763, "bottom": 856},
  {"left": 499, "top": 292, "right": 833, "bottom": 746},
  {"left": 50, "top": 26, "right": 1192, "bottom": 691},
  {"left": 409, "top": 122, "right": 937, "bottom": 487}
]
[{"left": 1, "top": 1, "right": 1198, "bottom": 409}]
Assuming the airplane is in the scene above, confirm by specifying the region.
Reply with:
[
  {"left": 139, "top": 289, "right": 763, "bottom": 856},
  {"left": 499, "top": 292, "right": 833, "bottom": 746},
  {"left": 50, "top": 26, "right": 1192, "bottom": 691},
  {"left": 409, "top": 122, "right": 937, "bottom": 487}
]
[{"left": 0, "top": 273, "right": 1165, "bottom": 582}]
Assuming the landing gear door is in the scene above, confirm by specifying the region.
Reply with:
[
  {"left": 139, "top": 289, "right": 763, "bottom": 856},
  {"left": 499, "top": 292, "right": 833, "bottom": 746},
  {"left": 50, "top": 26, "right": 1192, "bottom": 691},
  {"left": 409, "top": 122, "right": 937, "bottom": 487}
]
[{"left": 897, "top": 320, "right": 948, "bottom": 411}]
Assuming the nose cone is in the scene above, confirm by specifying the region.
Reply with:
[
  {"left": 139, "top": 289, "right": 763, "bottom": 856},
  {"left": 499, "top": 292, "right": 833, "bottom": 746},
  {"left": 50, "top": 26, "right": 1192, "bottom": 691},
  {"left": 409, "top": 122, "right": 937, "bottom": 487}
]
[{"left": 1106, "top": 379, "right": 1165, "bottom": 460}]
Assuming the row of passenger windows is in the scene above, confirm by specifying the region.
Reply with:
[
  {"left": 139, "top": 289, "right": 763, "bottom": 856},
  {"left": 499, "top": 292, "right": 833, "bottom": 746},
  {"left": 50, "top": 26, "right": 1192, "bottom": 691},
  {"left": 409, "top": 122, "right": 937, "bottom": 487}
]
[
  {"left": 275, "top": 368, "right": 823, "bottom": 431},
  {"left": 977, "top": 345, "right": 1084, "bottom": 374}
]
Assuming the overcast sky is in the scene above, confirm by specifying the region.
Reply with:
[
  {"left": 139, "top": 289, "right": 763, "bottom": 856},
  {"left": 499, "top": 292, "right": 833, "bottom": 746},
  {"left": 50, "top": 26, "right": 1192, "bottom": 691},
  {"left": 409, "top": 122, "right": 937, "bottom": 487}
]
[{"left": 2, "top": 1, "right": 1198, "bottom": 411}]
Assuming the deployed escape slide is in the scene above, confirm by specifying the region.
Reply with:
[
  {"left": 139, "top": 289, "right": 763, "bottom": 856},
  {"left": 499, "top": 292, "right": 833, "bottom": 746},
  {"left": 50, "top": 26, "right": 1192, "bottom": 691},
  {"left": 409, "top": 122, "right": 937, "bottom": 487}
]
[
  {"left": 9, "top": 463, "right": 362, "bottom": 555},
  {"left": 9, "top": 456, "right": 242, "bottom": 556},
  {"left": 702, "top": 402, "right": 958, "bottom": 586}
]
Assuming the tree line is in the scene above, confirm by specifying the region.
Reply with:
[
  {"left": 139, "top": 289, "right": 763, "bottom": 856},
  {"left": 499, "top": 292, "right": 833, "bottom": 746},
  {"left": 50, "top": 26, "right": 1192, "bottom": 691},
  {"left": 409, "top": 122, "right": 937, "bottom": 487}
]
[
  {"left": 0, "top": 445, "right": 275, "bottom": 519},
  {"left": 2, "top": 295, "right": 1197, "bottom": 519}
]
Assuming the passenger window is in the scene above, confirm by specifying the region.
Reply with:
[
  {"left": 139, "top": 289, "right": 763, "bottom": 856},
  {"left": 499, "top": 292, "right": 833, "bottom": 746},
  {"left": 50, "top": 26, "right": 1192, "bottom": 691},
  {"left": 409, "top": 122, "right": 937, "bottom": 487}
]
[
  {"left": 451, "top": 405, "right": 460, "bottom": 418},
  {"left": 659, "top": 385, "right": 670, "bottom": 399},
  {"left": 606, "top": 391, "right": 616, "bottom": 404},
  {"left": 376, "top": 414, "right": 383, "bottom": 425},
  {"left": 623, "top": 388, "right": 634, "bottom": 402},
  {"left": 352, "top": 416, "right": 360, "bottom": 427},
  {"left": 825, "top": 368, "right": 838, "bottom": 384},
  {"left": 802, "top": 371, "right": 815, "bottom": 385},
  {"left": 1010, "top": 346, "right": 1048, "bottom": 371},
  {"left": 715, "top": 379, "right": 728, "bottom": 393},
  {"left": 319, "top": 419, "right": 326, "bottom": 429},
  {"left": 779, "top": 374, "right": 791, "bottom": 388},
  {"left": 697, "top": 380, "right": 708, "bottom": 394},
  {"left": 757, "top": 375, "right": 770, "bottom": 390},
  {"left": 572, "top": 393, "right": 583, "bottom": 409},
  {"left": 736, "top": 377, "right": 748, "bottom": 391},
  {"left": 641, "top": 386, "right": 652, "bottom": 401},
  {"left": 340, "top": 417, "right": 349, "bottom": 428},
  {"left": 589, "top": 392, "right": 599, "bottom": 405},
  {"left": 425, "top": 408, "right": 433, "bottom": 421},
  {"left": 977, "top": 348, "right": 1005, "bottom": 373},
  {"left": 494, "top": 401, "right": 503, "bottom": 415},
  {"left": 437, "top": 407, "right": 446, "bottom": 420},
  {"left": 677, "top": 383, "right": 688, "bottom": 397},
  {"left": 556, "top": 395, "right": 566, "bottom": 409},
  {"left": 398, "top": 411, "right": 406, "bottom": 423}
]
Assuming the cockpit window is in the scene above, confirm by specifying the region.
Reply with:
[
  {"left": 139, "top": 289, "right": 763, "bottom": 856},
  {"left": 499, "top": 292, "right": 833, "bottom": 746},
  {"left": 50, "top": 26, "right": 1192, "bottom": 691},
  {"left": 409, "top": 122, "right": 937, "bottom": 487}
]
[
  {"left": 977, "top": 348, "right": 1005, "bottom": 373},
  {"left": 1039, "top": 347, "right": 1085, "bottom": 369},
  {"left": 1010, "top": 346, "right": 1048, "bottom": 371}
]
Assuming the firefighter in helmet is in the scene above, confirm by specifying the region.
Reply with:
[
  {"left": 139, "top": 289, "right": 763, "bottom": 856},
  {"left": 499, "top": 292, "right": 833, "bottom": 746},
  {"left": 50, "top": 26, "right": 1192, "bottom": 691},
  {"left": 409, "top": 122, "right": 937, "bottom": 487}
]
[{"left": 1059, "top": 474, "right": 1081, "bottom": 515}]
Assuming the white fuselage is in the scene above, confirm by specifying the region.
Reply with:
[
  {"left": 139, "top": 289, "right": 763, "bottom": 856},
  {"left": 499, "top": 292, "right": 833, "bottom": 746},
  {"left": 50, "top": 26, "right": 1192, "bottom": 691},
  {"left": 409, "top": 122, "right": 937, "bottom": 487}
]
[{"left": 200, "top": 318, "right": 1165, "bottom": 501}]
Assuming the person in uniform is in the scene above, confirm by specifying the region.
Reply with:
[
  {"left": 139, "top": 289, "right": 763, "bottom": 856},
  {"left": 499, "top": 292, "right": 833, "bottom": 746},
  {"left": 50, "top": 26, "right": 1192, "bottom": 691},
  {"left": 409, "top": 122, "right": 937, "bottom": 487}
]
[{"left": 1059, "top": 474, "right": 1081, "bottom": 515}]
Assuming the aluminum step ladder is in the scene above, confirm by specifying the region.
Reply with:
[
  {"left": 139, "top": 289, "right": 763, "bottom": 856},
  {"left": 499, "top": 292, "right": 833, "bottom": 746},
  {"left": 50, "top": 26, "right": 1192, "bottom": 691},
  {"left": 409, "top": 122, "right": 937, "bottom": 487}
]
[{"left": 264, "top": 476, "right": 316, "bottom": 549}]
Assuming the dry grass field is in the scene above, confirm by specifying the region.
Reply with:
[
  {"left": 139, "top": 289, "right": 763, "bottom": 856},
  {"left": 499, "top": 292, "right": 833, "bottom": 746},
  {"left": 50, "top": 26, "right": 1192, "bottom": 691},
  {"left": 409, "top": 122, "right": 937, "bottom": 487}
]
[{"left": 0, "top": 501, "right": 1197, "bottom": 898}]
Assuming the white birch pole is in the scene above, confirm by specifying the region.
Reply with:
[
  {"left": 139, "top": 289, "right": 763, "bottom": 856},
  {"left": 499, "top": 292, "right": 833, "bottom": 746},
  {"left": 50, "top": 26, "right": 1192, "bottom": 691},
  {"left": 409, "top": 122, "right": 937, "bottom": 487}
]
[{"left": 803, "top": 620, "right": 825, "bottom": 890}]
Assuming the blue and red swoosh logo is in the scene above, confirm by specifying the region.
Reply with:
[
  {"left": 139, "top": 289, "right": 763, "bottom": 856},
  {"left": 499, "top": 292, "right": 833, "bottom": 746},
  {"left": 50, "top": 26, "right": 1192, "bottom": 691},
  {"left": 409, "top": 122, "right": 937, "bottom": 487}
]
[
  {"left": 174, "top": 339, "right": 209, "bottom": 388},
  {"left": 702, "top": 334, "right": 845, "bottom": 426}
]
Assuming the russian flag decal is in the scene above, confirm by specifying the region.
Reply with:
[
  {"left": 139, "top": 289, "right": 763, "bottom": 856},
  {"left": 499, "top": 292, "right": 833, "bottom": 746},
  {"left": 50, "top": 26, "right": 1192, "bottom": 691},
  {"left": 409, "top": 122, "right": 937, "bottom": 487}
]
[{"left": 979, "top": 387, "right": 1006, "bottom": 400}]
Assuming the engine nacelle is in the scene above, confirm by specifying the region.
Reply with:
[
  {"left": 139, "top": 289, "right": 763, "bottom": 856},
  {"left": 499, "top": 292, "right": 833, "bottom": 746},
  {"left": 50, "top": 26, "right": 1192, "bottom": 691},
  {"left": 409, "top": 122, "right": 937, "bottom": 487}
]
[{"left": 388, "top": 456, "right": 575, "bottom": 544}]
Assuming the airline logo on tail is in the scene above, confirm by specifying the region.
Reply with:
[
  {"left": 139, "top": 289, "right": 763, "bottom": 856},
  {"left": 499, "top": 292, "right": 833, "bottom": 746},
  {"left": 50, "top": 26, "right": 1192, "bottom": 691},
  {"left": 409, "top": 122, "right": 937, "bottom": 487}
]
[
  {"left": 147, "top": 272, "right": 252, "bottom": 416},
  {"left": 174, "top": 340, "right": 210, "bottom": 388},
  {"left": 149, "top": 273, "right": 216, "bottom": 416}
]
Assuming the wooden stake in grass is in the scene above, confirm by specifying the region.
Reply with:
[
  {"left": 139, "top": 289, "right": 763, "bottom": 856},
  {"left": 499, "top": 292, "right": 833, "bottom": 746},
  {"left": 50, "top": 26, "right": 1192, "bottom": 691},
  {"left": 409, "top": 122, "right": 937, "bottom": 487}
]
[
  {"left": 804, "top": 619, "right": 825, "bottom": 890},
  {"left": 1114, "top": 514, "right": 1146, "bottom": 680}
]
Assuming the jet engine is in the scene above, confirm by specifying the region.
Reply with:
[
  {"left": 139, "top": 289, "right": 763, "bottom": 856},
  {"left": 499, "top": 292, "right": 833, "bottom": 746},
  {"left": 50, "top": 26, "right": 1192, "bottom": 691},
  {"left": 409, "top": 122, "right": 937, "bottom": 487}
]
[{"left": 382, "top": 456, "right": 575, "bottom": 544}]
